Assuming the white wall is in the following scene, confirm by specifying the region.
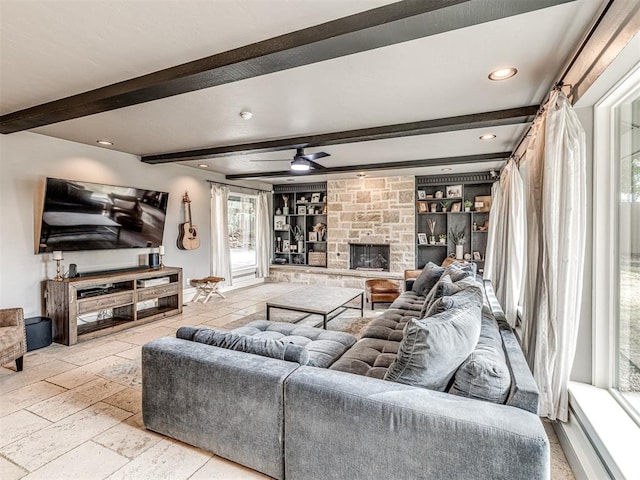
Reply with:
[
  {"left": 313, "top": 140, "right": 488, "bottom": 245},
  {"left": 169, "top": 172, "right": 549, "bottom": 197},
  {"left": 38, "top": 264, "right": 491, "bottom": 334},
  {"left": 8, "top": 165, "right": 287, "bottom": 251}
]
[
  {"left": 0, "top": 131, "right": 267, "bottom": 317},
  {"left": 570, "top": 106, "right": 594, "bottom": 383}
]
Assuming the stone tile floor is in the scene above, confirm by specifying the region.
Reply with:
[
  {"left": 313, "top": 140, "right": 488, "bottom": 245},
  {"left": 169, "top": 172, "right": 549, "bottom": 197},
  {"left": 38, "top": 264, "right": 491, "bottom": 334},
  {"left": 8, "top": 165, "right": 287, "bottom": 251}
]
[{"left": 1, "top": 282, "right": 574, "bottom": 479}]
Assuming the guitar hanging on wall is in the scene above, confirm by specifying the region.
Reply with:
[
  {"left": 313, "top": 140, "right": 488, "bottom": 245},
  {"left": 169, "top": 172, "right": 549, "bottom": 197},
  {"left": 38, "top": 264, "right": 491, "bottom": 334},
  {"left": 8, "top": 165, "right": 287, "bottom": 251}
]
[{"left": 177, "top": 191, "right": 200, "bottom": 250}]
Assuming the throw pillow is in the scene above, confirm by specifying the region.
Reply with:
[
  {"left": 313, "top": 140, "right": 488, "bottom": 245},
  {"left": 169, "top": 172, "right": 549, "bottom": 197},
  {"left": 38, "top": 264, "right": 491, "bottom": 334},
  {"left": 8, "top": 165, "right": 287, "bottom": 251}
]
[
  {"left": 176, "top": 326, "right": 309, "bottom": 364},
  {"left": 450, "top": 315, "right": 511, "bottom": 404},
  {"left": 383, "top": 302, "right": 482, "bottom": 391},
  {"left": 420, "top": 275, "right": 482, "bottom": 318},
  {"left": 442, "top": 261, "right": 477, "bottom": 282},
  {"left": 411, "top": 262, "right": 445, "bottom": 296}
]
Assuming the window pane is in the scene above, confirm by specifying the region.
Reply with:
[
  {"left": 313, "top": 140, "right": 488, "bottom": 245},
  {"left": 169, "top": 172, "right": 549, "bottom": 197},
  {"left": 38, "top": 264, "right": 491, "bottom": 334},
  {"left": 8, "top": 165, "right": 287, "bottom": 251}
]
[
  {"left": 228, "top": 194, "right": 256, "bottom": 273},
  {"left": 616, "top": 94, "right": 640, "bottom": 415}
]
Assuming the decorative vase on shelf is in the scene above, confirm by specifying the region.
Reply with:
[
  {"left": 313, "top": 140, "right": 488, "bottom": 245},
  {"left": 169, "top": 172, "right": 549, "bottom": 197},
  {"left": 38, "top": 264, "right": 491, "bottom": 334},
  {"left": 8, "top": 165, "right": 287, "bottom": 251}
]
[
  {"left": 298, "top": 240, "right": 304, "bottom": 253},
  {"left": 428, "top": 235, "right": 436, "bottom": 245},
  {"left": 283, "top": 206, "right": 289, "bottom": 215},
  {"left": 455, "top": 244, "right": 464, "bottom": 260}
]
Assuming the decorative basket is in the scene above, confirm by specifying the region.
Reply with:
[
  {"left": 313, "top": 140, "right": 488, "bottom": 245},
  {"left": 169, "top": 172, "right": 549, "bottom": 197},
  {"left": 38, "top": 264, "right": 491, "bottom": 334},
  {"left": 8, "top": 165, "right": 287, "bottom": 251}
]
[{"left": 308, "top": 252, "right": 327, "bottom": 267}]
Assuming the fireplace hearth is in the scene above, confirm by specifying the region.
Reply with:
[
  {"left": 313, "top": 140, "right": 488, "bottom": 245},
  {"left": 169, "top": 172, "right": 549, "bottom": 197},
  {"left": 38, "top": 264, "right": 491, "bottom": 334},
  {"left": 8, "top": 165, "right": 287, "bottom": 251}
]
[{"left": 349, "top": 243, "right": 390, "bottom": 271}]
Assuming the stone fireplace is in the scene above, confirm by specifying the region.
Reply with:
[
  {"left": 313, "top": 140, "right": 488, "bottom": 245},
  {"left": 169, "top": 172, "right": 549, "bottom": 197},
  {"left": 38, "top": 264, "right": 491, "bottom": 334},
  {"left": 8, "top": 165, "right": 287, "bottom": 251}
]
[
  {"left": 327, "top": 176, "right": 415, "bottom": 274},
  {"left": 349, "top": 243, "right": 390, "bottom": 271},
  {"left": 269, "top": 175, "right": 415, "bottom": 287}
]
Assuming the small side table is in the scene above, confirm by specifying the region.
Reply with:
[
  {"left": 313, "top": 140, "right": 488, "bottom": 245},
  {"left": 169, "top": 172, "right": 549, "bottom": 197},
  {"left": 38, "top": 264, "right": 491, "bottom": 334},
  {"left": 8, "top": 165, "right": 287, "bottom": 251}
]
[
  {"left": 25, "top": 316, "right": 53, "bottom": 351},
  {"left": 191, "top": 277, "right": 226, "bottom": 303}
]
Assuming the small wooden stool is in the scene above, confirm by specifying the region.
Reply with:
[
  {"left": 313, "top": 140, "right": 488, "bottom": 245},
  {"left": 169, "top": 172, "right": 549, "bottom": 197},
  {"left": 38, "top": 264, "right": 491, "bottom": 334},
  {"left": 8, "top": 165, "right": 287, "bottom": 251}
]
[
  {"left": 365, "top": 279, "right": 401, "bottom": 310},
  {"left": 191, "top": 276, "right": 226, "bottom": 303}
]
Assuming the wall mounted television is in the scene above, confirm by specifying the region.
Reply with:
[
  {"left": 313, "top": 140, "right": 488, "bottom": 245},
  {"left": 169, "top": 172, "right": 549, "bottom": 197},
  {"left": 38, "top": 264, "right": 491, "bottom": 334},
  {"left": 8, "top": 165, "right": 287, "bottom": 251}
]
[{"left": 38, "top": 177, "right": 169, "bottom": 253}]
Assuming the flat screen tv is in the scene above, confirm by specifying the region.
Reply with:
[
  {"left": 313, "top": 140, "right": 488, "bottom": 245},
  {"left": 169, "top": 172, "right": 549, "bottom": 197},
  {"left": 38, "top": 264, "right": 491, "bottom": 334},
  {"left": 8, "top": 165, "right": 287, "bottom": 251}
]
[{"left": 38, "top": 177, "right": 169, "bottom": 253}]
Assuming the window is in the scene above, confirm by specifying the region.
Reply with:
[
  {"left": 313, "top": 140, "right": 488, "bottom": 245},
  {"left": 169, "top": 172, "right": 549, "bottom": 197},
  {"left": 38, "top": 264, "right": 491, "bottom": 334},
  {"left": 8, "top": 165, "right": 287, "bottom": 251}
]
[
  {"left": 615, "top": 90, "right": 640, "bottom": 416},
  {"left": 227, "top": 193, "right": 257, "bottom": 279},
  {"left": 593, "top": 64, "right": 640, "bottom": 427}
]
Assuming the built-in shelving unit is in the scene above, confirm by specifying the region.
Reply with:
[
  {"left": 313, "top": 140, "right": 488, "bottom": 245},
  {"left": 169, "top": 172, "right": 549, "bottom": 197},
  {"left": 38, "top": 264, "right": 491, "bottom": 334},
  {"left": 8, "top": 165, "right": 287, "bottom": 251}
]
[
  {"left": 273, "top": 183, "right": 327, "bottom": 267},
  {"left": 415, "top": 174, "right": 493, "bottom": 271},
  {"left": 45, "top": 266, "right": 182, "bottom": 345}
]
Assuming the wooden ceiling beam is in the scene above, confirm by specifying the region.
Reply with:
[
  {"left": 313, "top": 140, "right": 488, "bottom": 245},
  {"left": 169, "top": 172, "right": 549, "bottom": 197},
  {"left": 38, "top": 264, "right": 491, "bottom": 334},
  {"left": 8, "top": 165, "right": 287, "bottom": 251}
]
[
  {"left": 1, "top": 0, "right": 572, "bottom": 134},
  {"left": 225, "top": 152, "right": 510, "bottom": 180},
  {"left": 141, "top": 106, "right": 537, "bottom": 164}
]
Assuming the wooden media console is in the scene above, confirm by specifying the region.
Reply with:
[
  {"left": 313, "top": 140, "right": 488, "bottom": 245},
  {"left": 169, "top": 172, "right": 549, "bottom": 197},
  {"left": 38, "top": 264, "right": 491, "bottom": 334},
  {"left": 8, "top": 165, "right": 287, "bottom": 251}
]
[{"left": 45, "top": 266, "right": 182, "bottom": 345}]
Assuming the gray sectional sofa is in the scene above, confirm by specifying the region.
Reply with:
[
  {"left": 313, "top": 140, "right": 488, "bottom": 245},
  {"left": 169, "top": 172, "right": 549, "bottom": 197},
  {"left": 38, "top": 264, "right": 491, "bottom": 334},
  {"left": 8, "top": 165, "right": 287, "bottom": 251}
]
[{"left": 142, "top": 264, "right": 549, "bottom": 480}]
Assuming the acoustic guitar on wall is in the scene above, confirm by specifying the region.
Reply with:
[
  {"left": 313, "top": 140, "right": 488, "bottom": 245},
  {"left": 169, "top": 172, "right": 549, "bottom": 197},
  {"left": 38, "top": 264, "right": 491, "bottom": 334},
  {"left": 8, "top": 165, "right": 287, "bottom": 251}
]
[{"left": 177, "top": 191, "right": 200, "bottom": 250}]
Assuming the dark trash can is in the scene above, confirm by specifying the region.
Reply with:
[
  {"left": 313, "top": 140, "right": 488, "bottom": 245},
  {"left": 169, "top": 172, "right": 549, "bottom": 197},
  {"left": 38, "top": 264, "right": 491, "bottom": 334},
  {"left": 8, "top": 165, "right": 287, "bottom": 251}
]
[{"left": 25, "top": 316, "right": 53, "bottom": 352}]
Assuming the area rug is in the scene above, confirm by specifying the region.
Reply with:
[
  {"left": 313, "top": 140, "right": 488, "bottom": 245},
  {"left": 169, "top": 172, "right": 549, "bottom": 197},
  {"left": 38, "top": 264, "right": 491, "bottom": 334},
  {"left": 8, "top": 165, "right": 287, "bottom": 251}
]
[{"left": 220, "top": 308, "right": 381, "bottom": 339}]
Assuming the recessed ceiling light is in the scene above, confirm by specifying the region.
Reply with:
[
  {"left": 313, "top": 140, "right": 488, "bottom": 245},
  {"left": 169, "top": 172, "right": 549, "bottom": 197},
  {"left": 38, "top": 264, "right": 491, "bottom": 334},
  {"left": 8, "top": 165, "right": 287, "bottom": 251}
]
[
  {"left": 441, "top": 167, "right": 452, "bottom": 172},
  {"left": 488, "top": 67, "right": 517, "bottom": 81},
  {"left": 198, "top": 164, "right": 209, "bottom": 168},
  {"left": 97, "top": 140, "right": 113, "bottom": 146},
  {"left": 239, "top": 110, "right": 253, "bottom": 120},
  {"left": 479, "top": 134, "right": 496, "bottom": 140},
  {"left": 286, "top": 179, "right": 295, "bottom": 182}
]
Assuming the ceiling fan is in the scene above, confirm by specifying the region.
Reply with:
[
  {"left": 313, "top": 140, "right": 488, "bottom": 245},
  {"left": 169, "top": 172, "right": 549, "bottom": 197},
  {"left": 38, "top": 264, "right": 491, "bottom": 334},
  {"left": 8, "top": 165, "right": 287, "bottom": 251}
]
[{"left": 250, "top": 147, "right": 330, "bottom": 171}]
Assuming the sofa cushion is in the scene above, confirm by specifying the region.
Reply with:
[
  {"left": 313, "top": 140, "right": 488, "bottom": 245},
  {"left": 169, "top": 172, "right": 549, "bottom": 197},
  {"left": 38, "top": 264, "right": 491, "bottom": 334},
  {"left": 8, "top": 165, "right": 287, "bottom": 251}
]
[
  {"left": 449, "top": 309, "right": 511, "bottom": 404},
  {"left": 360, "top": 308, "right": 417, "bottom": 342},
  {"left": 177, "top": 326, "right": 310, "bottom": 364},
  {"left": 230, "top": 320, "right": 356, "bottom": 368},
  {"left": 411, "top": 262, "right": 444, "bottom": 296},
  {"left": 389, "top": 290, "right": 426, "bottom": 315},
  {"left": 384, "top": 299, "right": 482, "bottom": 391},
  {"left": 330, "top": 337, "right": 399, "bottom": 379}
]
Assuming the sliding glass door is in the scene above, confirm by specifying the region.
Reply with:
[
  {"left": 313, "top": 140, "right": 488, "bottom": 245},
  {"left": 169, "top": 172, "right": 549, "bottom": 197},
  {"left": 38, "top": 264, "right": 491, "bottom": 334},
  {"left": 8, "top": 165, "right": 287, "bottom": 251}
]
[
  {"left": 227, "top": 193, "right": 257, "bottom": 280},
  {"left": 616, "top": 91, "right": 640, "bottom": 417}
]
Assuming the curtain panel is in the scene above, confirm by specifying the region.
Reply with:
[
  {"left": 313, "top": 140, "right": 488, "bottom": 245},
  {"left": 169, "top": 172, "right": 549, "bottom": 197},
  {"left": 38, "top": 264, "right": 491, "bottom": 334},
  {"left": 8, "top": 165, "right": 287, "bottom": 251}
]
[
  {"left": 535, "top": 90, "right": 587, "bottom": 421},
  {"left": 520, "top": 117, "right": 547, "bottom": 370},
  {"left": 210, "top": 184, "right": 232, "bottom": 286},
  {"left": 484, "top": 158, "right": 525, "bottom": 327},
  {"left": 255, "top": 192, "right": 271, "bottom": 278},
  {"left": 518, "top": 91, "right": 586, "bottom": 421}
]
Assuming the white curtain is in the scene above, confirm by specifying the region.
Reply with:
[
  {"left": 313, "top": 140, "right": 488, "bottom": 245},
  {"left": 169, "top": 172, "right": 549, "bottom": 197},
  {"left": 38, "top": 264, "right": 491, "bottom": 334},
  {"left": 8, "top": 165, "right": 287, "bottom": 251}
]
[
  {"left": 520, "top": 117, "right": 546, "bottom": 369},
  {"left": 210, "top": 184, "right": 232, "bottom": 286},
  {"left": 527, "top": 90, "right": 587, "bottom": 421},
  {"left": 484, "top": 181, "right": 502, "bottom": 280},
  {"left": 483, "top": 158, "right": 525, "bottom": 327},
  {"left": 255, "top": 191, "right": 271, "bottom": 278}
]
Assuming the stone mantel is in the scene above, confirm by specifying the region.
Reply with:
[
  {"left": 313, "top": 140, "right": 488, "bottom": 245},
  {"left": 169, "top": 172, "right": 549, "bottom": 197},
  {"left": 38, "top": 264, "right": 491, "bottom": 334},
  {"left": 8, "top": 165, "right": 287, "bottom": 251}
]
[{"left": 268, "top": 265, "right": 403, "bottom": 290}]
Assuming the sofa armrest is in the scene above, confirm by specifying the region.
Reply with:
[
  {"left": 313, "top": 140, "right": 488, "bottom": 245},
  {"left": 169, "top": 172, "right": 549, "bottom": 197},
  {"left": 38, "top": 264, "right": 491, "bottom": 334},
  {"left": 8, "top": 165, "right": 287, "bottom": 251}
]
[
  {"left": 142, "top": 337, "right": 298, "bottom": 480},
  {"left": 284, "top": 367, "right": 549, "bottom": 480},
  {"left": 0, "top": 308, "right": 23, "bottom": 328},
  {"left": 483, "top": 279, "right": 540, "bottom": 413}
]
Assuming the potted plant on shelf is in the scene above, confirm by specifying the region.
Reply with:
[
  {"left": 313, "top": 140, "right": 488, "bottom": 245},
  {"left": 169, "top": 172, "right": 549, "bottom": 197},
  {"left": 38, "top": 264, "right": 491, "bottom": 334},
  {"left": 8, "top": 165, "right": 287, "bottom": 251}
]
[
  {"left": 427, "top": 218, "right": 436, "bottom": 244},
  {"left": 439, "top": 234, "right": 447, "bottom": 244},
  {"left": 440, "top": 200, "right": 451, "bottom": 213},
  {"left": 290, "top": 224, "right": 304, "bottom": 253},
  {"left": 463, "top": 200, "right": 473, "bottom": 212},
  {"left": 449, "top": 227, "right": 466, "bottom": 260}
]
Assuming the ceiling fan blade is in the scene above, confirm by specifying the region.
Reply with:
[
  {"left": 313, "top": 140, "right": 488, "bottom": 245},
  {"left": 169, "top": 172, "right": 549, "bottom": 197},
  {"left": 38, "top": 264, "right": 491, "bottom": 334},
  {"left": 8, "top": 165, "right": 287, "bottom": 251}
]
[
  {"left": 302, "top": 151, "right": 330, "bottom": 161},
  {"left": 249, "top": 158, "right": 290, "bottom": 162},
  {"left": 306, "top": 159, "right": 327, "bottom": 170}
]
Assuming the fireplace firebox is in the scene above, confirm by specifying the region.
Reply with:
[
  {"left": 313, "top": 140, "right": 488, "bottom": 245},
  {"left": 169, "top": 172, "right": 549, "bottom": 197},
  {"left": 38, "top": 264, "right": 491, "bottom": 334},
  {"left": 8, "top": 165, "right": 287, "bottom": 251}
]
[{"left": 349, "top": 243, "right": 390, "bottom": 271}]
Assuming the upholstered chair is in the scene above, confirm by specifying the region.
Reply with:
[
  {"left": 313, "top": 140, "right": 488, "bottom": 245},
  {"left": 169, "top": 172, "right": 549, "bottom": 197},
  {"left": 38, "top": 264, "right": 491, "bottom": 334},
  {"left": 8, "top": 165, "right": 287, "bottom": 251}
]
[{"left": 0, "top": 308, "right": 27, "bottom": 371}]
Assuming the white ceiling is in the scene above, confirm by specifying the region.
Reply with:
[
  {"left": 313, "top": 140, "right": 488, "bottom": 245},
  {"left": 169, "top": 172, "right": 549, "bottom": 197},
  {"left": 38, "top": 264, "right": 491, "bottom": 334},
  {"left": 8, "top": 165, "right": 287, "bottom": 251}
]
[{"left": 0, "top": 0, "right": 604, "bottom": 183}]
